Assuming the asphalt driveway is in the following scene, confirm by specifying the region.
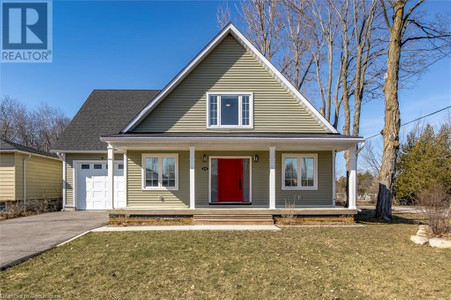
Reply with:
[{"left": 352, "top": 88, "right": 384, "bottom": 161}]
[{"left": 0, "top": 211, "right": 108, "bottom": 270}]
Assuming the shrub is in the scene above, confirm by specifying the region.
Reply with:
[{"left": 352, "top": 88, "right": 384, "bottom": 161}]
[
  {"left": 394, "top": 123, "right": 450, "bottom": 205},
  {"left": 0, "top": 198, "right": 62, "bottom": 220},
  {"left": 416, "top": 184, "right": 450, "bottom": 236}
]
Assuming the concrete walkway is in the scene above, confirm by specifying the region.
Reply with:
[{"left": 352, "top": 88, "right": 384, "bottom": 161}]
[
  {"left": 92, "top": 225, "right": 281, "bottom": 232},
  {"left": 0, "top": 211, "right": 107, "bottom": 270},
  {"left": 358, "top": 205, "right": 420, "bottom": 213}
]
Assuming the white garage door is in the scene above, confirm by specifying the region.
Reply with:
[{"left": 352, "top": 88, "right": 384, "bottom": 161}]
[{"left": 76, "top": 162, "right": 125, "bottom": 210}]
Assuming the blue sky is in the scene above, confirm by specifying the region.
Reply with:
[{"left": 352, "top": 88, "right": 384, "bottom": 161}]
[{"left": 1, "top": 0, "right": 450, "bottom": 175}]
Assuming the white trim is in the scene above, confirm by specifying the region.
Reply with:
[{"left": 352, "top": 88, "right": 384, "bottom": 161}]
[
  {"left": 141, "top": 153, "right": 179, "bottom": 191},
  {"left": 62, "top": 153, "right": 67, "bottom": 208},
  {"left": 295, "top": 205, "right": 336, "bottom": 208},
  {"left": 50, "top": 150, "right": 124, "bottom": 154},
  {"left": 121, "top": 23, "right": 337, "bottom": 133},
  {"left": 269, "top": 147, "right": 276, "bottom": 209},
  {"left": 332, "top": 151, "right": 336, "bottom": 206},
  {"left": 123, "top": 151, "right": 128, "bottom": 208},
  {"left": 189, "top": 146, "right": 195, "bottom": 209},
  {"left": 208, "top": 156, "right": 252, "bottom": 204},
  {"left": 348, "top": 146, "right": 357, "bottom": 210},
  {"left": 102, "top": 136, "right": 364, "bottom": 143},
  {"left": 72, "top": 159, "right": 123, "bottom": 210},
  {"left": 206, "top": 92, "right": 254, "bottom": 129},
  {"left": 281, "top": 153, "right": 318, "bottom": 190},
  {"left": 108, "top": 145, "right": 115, "bottom": 209}
]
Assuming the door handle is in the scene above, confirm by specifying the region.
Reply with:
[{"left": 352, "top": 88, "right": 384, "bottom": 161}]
[{"left": 239, "top": 179, "right": 242, "bottom": 190}]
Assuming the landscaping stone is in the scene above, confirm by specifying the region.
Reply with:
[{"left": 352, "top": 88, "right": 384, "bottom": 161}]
[
  {"left": 410, "top": 225, "right": 430, "bottom": 245},
  {"left": 429, "top": 238, "right": 451, "bottom": 249},
  {"left": 410, "top": 235, "right": 429, "bottom": 245},
  {"left": 416, "top": 225, "right": 429, "bottom": 237}
]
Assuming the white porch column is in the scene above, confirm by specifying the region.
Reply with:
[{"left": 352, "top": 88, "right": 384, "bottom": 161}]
[
  {"left": 189, "top": 146, "right": 195, "bottom": 209},
  {"left": 348, "top": 146, "right": 357, "bottom": 209},
  {"left": 332, "top": 151, "right": 336, "bottom": 206},
  {"left": 108, "top": 144, "right": 115, "bottom": 209},
  {"left": 123, "top": 151, "right": 128, "bottom": 208},
  {"left": 269, "top": 146, "right": 276, "bottom": 209}
]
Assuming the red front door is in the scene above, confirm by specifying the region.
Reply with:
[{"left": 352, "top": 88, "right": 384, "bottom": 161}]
[{"left": 217, "top": 159, "right": 243, "bottom": 202}]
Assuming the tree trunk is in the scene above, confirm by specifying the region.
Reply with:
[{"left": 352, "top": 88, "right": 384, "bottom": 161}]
[
  {"left": 326, "top": 39, "right": 333, "bottom": 122},
  {"left": 375, "top": 1, "right": 404, "bottom": 220}
]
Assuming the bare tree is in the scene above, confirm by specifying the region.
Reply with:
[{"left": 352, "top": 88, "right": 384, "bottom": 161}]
[
  {"left": 285, "top": 0, "right": 383, "bottom": 134},
  {"left": 0, "top": 96, "right": 27, "bottom": 142},
  {"left": 240, "top": 0, "right": 283, "bottom": 62},
  {"left": 217, "top": 0, "right": 232, "bottom": 29},
  {"left": 0, "top": 96, "right": 70, "bottom": 152},
  {"left": 280, "top": 0, "right": 313, "bottom": 91},
  {"left": 32, "top": 103, "right": 71, "bottom": 152},
  {"left": 360, "top": 140, "right": 382, "bottom": 175},
  {"left": 350, "top": 0, "right": 381, "bottom": 138},
  {"left": 375, "top": 0, "right": 451, "bottom": 219}
]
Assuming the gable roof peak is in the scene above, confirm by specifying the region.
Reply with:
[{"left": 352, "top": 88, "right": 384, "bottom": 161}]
[{"left": 121, "top": 24, "right": 337, "bottom": 133}]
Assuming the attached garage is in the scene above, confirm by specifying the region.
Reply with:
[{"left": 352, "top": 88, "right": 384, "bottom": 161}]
[{"left": 74, "top": 161, "right": 125, "bottom": 210}]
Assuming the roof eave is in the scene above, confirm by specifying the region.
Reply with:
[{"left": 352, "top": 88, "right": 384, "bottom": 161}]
[
  {"left": 1, "top": 149, "right": 60, "bottom": 160},
  {"left": 101, "top": 135, "right": 364, "bottom": 143}
]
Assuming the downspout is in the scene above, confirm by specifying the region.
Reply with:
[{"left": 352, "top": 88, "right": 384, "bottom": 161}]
[{"left": 23, "top": 154, "right": 31, "bottom": 212}]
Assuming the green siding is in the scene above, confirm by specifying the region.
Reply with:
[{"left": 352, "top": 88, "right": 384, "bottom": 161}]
[
  {"left": 133, "top": 34, "right": 326, "bottom": 133},
  {"left": 125, "top": 150, "right": 332, "bottom": 208},
  {"left": 276, "top": 151, "right": 333, "bottom": 206},
  {"left": 195, "top": 151, "right": 269, "bottom": 208},
  {"left": 127, "top": 151, "right": 189, "bottom": 207},
  {"left": 65, "top": 153, "right": 123, "bottom": 207}
]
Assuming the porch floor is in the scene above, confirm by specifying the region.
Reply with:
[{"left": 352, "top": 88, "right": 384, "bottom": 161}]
[{"left": 107, "top": 207, "right": 357, "bottom": 216}]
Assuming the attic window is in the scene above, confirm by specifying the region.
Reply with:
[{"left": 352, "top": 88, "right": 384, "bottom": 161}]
[{"left": 207, "top": 93, "right": 253, "bottom": 129}]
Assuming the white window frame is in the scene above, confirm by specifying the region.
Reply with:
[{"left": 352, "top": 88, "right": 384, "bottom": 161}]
[
  {"left": 206, "top": 92, "right": 254, "bottom": 129},
  {"left": 141, "top": 153, "right": 179, "bottom": 191},
  {"left": 281, "top": 153, "right": 318, "bottom": 190}
]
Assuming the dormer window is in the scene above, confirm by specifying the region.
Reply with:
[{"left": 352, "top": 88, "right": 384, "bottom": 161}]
[{"left": 207, "top": 93, "right": 253, "bottom": 129}]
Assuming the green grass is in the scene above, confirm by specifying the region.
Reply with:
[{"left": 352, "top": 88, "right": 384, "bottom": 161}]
[{"left": 1, "top": 214, "right": 450, "bottom": 299}]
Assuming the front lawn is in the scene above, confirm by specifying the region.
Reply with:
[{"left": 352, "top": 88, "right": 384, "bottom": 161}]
[{"left": 1, "top": 215, "right": 450, "bottom": 299}]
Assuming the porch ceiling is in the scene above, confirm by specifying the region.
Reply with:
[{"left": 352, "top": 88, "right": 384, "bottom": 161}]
[{"left": 101, "top": 134, "right": 363, "bottom": 152}]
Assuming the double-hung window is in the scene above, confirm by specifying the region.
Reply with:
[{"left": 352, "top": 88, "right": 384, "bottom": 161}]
[
  {"left": 282, "top": 154, "right": 318, "bottom": 190},
  {"left": 142, "top": 154, "right": 178, "bottom": 190},
  {"left": 207, "top": 93, "right": 253, "bottom": 128}
]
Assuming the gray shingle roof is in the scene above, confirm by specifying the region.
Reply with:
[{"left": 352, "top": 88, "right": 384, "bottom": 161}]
[
  {"left": 0, "top": 139, "right": 58, "bottom": 158},
  {"left": 53, "top": 89, "right": 160, "bottom": 151}
]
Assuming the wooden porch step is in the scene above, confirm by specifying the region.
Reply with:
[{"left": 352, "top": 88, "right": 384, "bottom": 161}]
[{"left": 193, "top": 214, "right": 274, "bottom": 225}]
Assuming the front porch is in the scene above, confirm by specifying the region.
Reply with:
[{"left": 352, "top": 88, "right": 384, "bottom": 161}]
[
  {"left": 107, "top": 207, "right": 357, "bottom": 216},
  {"left": 101, "top": 133, "right": 363, "bottom": 215},
  {"left": 107, "top": 207, "right": 357, "bottom": 225}
]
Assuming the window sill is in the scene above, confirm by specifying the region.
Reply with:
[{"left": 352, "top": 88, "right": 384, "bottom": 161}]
[
  {"left": 142, "top": 187, "right": 179, "bottom": 191},
  {"left": 206, "top": 126, "right": 254, "bottom": 130},
  {"left": 281, "top": 187, "right": 318, "bottom": 191}
]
